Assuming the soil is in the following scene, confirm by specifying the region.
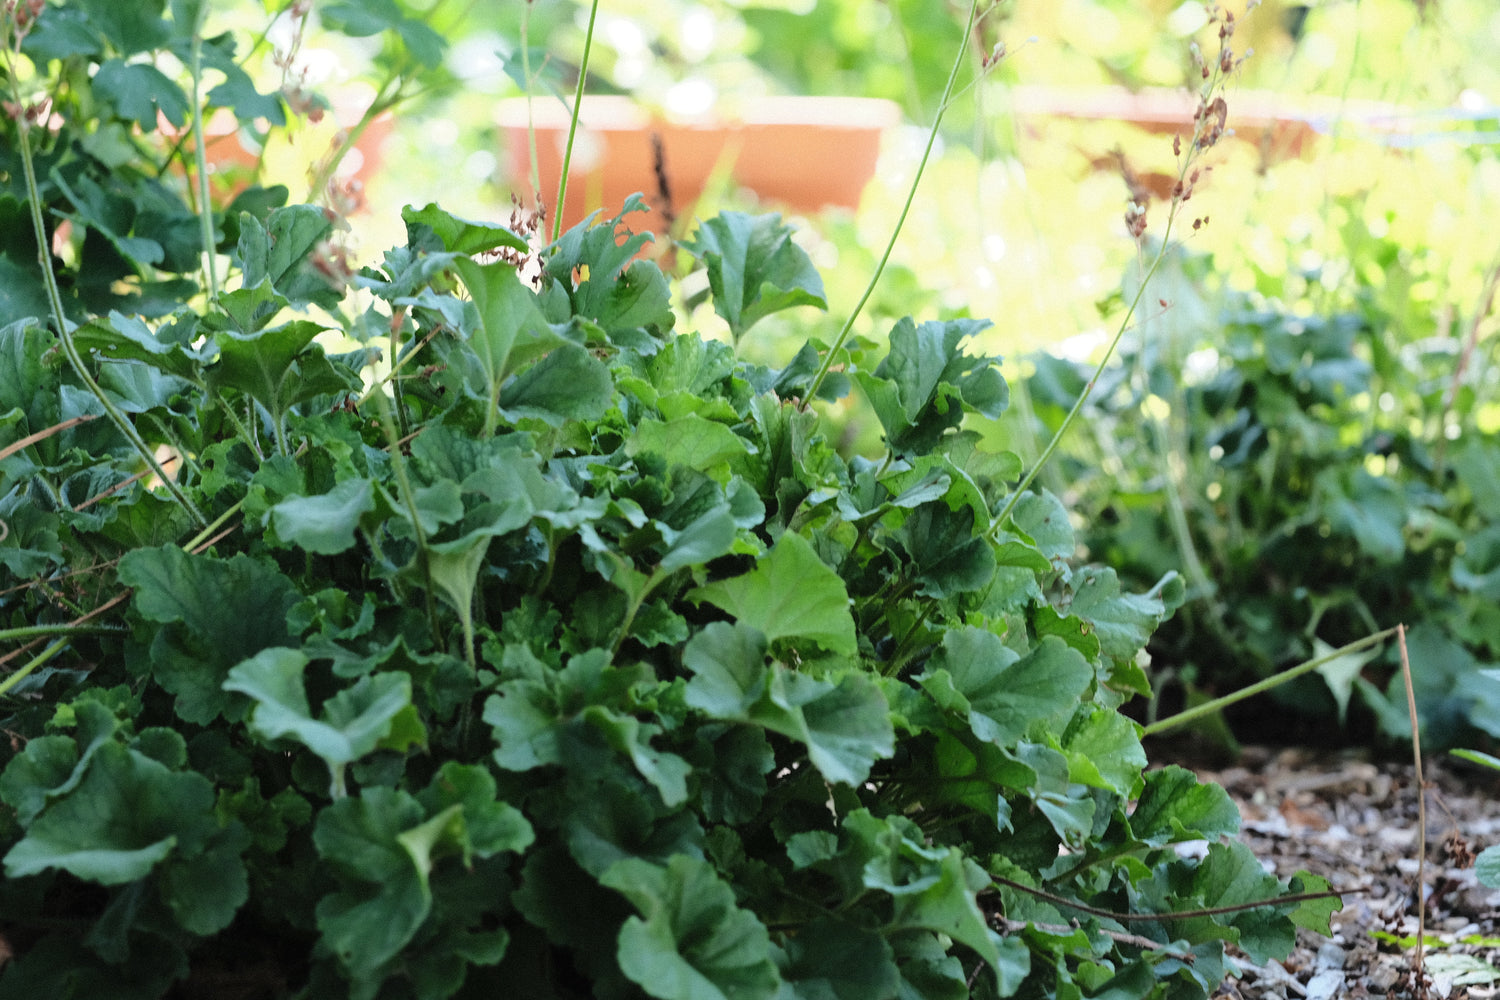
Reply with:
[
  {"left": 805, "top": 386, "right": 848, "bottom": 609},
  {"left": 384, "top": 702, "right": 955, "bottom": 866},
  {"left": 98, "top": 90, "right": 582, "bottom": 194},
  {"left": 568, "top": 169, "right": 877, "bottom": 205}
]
[{"left": 1178, "top": 745, "right": 1500, "bottom": 1000}]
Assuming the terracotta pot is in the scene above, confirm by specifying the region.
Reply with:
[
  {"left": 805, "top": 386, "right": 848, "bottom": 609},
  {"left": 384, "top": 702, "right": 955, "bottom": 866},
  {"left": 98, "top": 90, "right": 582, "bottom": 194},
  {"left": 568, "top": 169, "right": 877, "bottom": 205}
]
[
  {"left": 1006, "top": 85, "right": 1405, "bottom": 198},
  {"left": 496, "top": 95, "right": 900, "bottom": 234}
]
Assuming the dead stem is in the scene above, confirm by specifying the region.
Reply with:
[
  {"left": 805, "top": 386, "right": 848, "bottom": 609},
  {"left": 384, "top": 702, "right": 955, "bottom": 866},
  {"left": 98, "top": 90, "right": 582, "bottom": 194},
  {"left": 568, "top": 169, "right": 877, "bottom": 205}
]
[{"left": 1397, "top": 623, "right": 1428, "bottom": 998}]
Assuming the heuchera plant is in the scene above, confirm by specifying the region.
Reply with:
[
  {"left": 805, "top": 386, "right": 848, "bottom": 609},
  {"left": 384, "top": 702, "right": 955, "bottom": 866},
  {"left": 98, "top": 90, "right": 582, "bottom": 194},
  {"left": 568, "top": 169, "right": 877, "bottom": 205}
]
[{"left": 0, "top": 2, "right": 1337, "bottom": 998}]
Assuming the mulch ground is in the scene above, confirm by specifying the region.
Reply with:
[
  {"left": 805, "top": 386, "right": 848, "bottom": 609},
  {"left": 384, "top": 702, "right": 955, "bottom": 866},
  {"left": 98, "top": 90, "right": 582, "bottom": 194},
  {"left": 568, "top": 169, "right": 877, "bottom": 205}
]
[{"left": 1181, "top": 746, "right": 1500, "bottom": 1000}]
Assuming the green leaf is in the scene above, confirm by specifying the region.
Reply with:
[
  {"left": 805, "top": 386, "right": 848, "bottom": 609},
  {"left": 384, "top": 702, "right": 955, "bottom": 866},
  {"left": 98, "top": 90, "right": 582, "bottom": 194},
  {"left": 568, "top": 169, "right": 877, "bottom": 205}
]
[
  {"left": 855, "top": 317, "right": 1005, "bottom": 455},
  {"left": 920, "top": 630, "right": 1091, "bottom": 747},
  {"left": 883, "top": 851, "right": 1002, "bottom": 970},
  {"left": 583, "top": 706, "right": 693, "bottom": 808},
  {"left": 1453, "top": 440, "right": 1500, "bottom": 522},
  {"left": 210, "top": 319, "right": 351, "bottom": 420},
  {"left": 1129, "top": 766, "right": 1241, "bottom": 845},
  {"left": 74, "top": 0, "right": 169, "bottom": 54},
  {"left": 161, "top": 826, "right": 252, "bottom": 935},
  {"left": 321, "top": 0, "right": 446, "bottom": 65},
  {"left": 72, "top": 312, "right": 211, "bottom": 379},
  {"left": 591, "top": 259, "right": 674, "bottom": 335},
  {"left": 1061, "top": 705, "right": 1145, "bottom": 795},
  {"left": 237, "top": 206, "right": 339, "bottom": 309},
  {"left": 658, "top": 495, "right": 742, "bottom": 574},
  {"left": 682, "top": 623, "right": 893, "bottom": 785},
  {"left": 1006, "top": 490, "right": 1074, "bottom": 563},
  {"left": 628, "top": 414, "right": 754, "bottom": 477},
  {"left": 269, "top": 477, "right": 376, "bottom": 555},
  {"left": 1312, "top": 636, "right": 1381, "bottom": 727},
  {"left": 0, "top": 320, "right": 57, "bottom": 432},
  {"left": 1188, "top": 841, "right": 1295, "bottom": 964},
  {"left": 688, "top": 531, "right": 856, "bottom": 656},
  {"left": 602, "top": 855, "right": 781, "bottom": 1000},
  {"left": 1477, "top": 845, "right": 1500, "bottom": 889},
  {"left": 0, "top": 735, "right": 79, "bottom": 826},
  {"left": 498, "top": 344, "right": 614, "bottom": 426},
  {"left": 1320, "top": 466, "right": 1407, "bottom": 564},
  {"left": 1451, "top": 748, "right": 1500, "bottom": 772},
  {"left": 313, "top": 788, "right": 432, "bottom": 979},
  {"left": 4, "top": 742, "right": 217, "bottom": 885},
  {"left": 401, "top": 203, "right": 527, "bottom": 255},
  {"left": 1065, "top": 568, "right": 1182, "bottom": 663},
  {"left": 681, "top": 212, "right": 826, "bottom": 342},
  {"left": 1285, "top": 871, "right": 1341, "bottom": 935},
  {"left": 485, "top": 675, "right": 562, "bottom": 771},
  {"left": 638, "top": 333, "right": 738, "bottom": 397},
  {"left": 896, "top": 502, "right": 996, "bottom": 599},
  {"left": 119, "top": 547, "right": 300, "bottom": 724},
  {"left": 450, "top": 258, "right": 549, "bottom": 427},
  {"left": 95, "top": 358, "right": 190, "bottom": 413},
  {"left": 0, "top": 257, "right": 52, "bottom": 330},
  {"left": 842, "top": 811, "right": 1021, "bottom": 984},
  {"left": 94, "top": 59, "right": 190, "bottom": 128},
  {"left": 890, "top": 933, "right": 972, "bottom": 1000},
  {"left": 195, "top": 30, "right": 287, "bottom": 125},
  {"left": 22, "top": 6, "right": 105, "bottom": 62},
  {"left": 425, "top": 531, "right": 495, "bottom": 624},
  {"left": 415, "top": 762, "right": 534, "bottom": 858},
  {"left": 545, "top": 194, "right": 656, "bottom": 287},
  {"left": 224, "top": 648, "right": 413, "bottom": 795},
  {"left": 216, "top": 280, "right": 287, "bottom": 335},
  {"left": 777, "top": 918, "right": 899, "bottom": 1000}
]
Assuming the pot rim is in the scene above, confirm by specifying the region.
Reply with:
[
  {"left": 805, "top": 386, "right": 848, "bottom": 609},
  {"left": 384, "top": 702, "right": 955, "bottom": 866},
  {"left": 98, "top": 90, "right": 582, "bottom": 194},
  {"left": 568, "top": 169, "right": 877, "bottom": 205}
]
[{"left": 495, "top": 94, "right": 902, "bottom": 131}]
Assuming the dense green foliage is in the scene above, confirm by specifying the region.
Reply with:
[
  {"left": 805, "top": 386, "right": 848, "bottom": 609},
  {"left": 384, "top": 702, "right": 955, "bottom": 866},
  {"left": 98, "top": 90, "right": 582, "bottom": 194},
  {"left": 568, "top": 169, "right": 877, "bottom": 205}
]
[
  {"left": 1017, "top": 236, "right": 1500, "bottom": 748},
  {"left": 0, "top": 2, "right": 1342, "bottom": 998},
  {"left": 0, "top": 188, "right": 1338, "bottom": 998}
]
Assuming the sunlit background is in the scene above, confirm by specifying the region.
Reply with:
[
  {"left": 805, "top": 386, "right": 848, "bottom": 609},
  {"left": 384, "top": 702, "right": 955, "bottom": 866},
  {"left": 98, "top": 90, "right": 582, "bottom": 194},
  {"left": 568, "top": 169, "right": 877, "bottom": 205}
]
[{"left": 210, "top": 0, "right": 1500, "bottom": 376}]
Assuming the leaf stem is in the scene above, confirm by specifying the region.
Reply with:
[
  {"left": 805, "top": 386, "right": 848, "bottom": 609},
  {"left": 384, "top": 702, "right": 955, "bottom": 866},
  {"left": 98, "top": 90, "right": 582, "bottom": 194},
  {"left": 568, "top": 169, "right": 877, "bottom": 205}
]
[
  {"left": 187, "top": 0, "right": 220, "bottom": 304},
  {"left": 372, "top": 390, "right": 440, "bottom": 637},
  {"left": 990, "top": 874, "right": 1356, "bottom": 924},
  {"left": 520, "top": 1, "right": 542, "bottom": 198},
  {"left": 551, "top": 0, "right": 601, "bottom": 244},
  {"left": 803, "top": 0, "right": 982, "bottom": 405},
  {"left": 1397, "top": 623, "right": 1427, "bottom": 987},
  {"left": 0, "top": 638, "right": 70, "bottom": 699},
  {"left": 610, "top": 564, "right": 665, "bottom": 660},
  {"left": 1142, "top": 626, "right": 1399, "bottom": 736},
  {"left": 181, "top": 496, "right": 247, "bottom": 553},
  {"left": 991, "top": 44, "right": 1237, "bottom": 537},
  {"left": 0, "top": 35, "right": 208, "bottom": 529},
  {"left": 0, "top": 623, "right": 121, "bottom": 642}
]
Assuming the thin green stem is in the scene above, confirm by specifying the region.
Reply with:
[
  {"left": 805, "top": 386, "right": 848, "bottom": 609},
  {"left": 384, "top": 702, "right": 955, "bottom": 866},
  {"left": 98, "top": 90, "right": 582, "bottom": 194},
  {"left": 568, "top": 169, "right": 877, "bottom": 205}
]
[
  {"left": 1141, "top": 626, "right": 1399, "bottom": 737},
  {"left": 372, "top": 391, "right": 440, "bottom": 636},
  {"left": 803, "top": 0, "right": 982, "bottom": 406},
  {"left": 0, "top": 624, "right": 121, "bottom": 642},
  {"left": 611, "top": 566, "right": 665, "bottom": 660},
  {"left": 181, "top": 496, "right": 246, "bottom": 553},
  {"left": 306, "top": 74, "right": 402, "bottom": 203},
  {"left": 0, "top": 638, "right": 70, "bottom": 699},
  {"left": 991, "top": 54, "right": 1233, "bottom": 537},
  {"left": 1, "top": 40, "right": 208, "bottom": 529},
  {"left": 390, "top": 309, "right": 410, "bottom": 439},
  {"left": 551, "top": 0, "right": 601, "bottom": 244},
  {"left": 187, "top": 0, "right": 220, "bottom": 303},
  {"left": 990, "top": 243, "right": 1174, "bottom": 534},
  {"left": 521, "top": 2, "right": 542, "bottom": 197},
  {"left": 884, "top": 601, "right": 936, "bottom": 677},
  {"left": 211, "top": 384, "right": 263, "bottom": 458}
]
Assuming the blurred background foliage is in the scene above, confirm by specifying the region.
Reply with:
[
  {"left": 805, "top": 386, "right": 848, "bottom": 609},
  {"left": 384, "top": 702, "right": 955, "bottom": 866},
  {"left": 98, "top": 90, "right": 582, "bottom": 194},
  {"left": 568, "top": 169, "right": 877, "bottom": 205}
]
[{"left": 223, "top": 0, "right": 1500, "bottom": 361}]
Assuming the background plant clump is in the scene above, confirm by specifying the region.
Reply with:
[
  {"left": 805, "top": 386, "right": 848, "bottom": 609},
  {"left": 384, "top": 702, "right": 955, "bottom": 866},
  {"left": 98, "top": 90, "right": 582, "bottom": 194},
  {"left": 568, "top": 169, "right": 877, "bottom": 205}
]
[{"left": 0, "top": 2, "right": 1344, "bottom": 998}]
